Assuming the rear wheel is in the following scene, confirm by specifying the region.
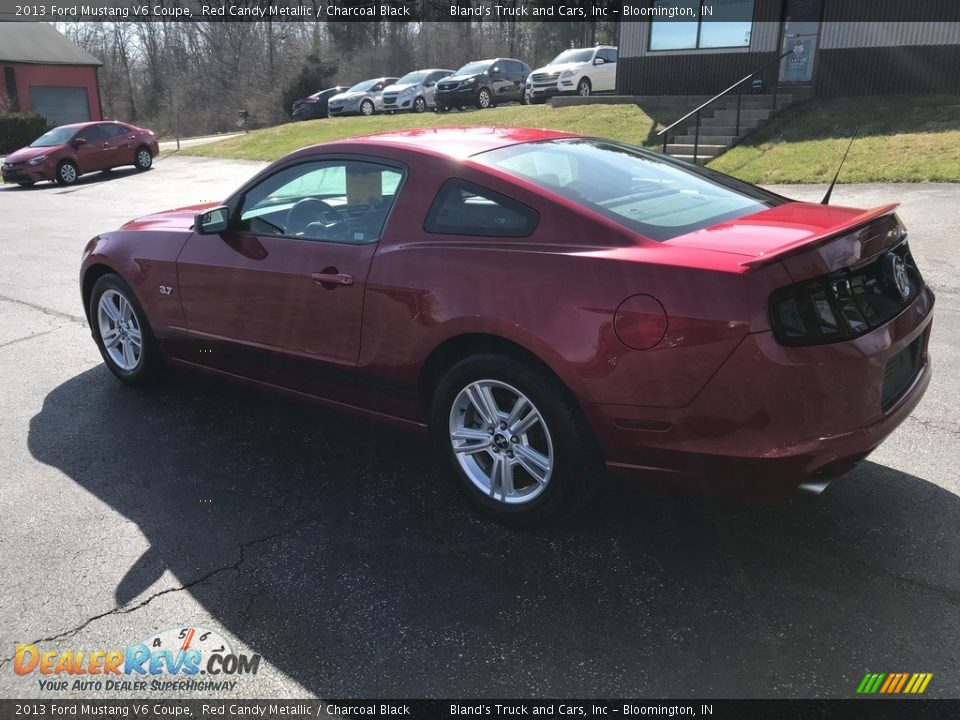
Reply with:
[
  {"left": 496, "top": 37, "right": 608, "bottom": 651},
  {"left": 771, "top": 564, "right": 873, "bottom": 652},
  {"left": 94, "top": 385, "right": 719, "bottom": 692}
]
[
  {"left": 55, "top": 160, "right": 79, "bottom": 186},
  {"left": 431, "top": 354, "right": 600, "bottom": 526},
  {"left": 134, "top": 147, "right": 152, "bottom": 171},
  {"left": 89, "top": 274, "right": 162, "bottom": 385}
]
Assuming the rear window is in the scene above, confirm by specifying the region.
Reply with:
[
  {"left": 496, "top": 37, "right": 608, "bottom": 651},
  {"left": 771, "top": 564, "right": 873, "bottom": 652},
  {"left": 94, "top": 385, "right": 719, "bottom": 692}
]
[
  {"left": 425, "top": 179, "right": 539, "bottom": 238},
  {"left": 474, "top": 139, "right": 783, "bottom": 241}
]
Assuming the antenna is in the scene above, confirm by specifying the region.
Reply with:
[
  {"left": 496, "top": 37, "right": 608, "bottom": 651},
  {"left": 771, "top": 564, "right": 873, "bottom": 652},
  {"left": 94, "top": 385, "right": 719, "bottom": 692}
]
[{"left": 821, "top": 125, "right": 861, "bottom": 205}]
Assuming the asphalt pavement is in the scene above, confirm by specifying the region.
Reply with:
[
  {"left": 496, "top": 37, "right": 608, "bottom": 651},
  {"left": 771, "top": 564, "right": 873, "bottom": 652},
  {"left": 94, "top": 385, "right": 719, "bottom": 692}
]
[{"left": 0, "top": 157, "right": 957, "bottom": 699}]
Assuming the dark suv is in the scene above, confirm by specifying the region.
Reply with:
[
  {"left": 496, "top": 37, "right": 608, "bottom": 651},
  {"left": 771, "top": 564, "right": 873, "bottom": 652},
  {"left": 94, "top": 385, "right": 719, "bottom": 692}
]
[{"left": 434, "top": 58, "right": 531, "bottom": 111}]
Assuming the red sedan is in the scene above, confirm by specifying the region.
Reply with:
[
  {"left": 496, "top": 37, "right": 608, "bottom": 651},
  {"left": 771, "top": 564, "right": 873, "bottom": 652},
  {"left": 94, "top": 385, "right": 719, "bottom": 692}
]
[
  {"left": 79, "top": 127, "right": 933, "bottom": 524},
  {"left": 2, "top": 121, "right": 158, "bottom": 187}
]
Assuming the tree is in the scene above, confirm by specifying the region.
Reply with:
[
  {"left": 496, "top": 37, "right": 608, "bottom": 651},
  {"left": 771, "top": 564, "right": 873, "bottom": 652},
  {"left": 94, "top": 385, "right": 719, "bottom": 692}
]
[{"left": 281, "top": 54, "right": 339, "bottom": 116}]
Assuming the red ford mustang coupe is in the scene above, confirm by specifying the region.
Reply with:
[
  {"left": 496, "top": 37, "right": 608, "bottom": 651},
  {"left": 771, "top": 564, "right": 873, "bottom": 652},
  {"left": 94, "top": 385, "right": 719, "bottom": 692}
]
[{"left": 80, "top": 127, "right": 933, "bottom": 524}]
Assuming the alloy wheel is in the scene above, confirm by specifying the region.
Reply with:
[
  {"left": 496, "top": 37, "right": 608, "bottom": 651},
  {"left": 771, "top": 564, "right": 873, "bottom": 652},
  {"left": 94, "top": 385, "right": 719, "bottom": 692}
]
[
  {"left": 97, "top": 289, "right": 143, "bottom": 371},
  {"left": 578, "top": 79, "right": 591, "bottom": 96},
  {"left": 414, "top": 97, "right": 426, "bottom": 113},
  {"left": 448, "top": 379, "right": 554, "bottom": 504},
  {"left": 478, "top": 89, "right": 491, "bottom": 109},
  {"left": 361, "top": 100, "right": 374, "bottom": 116}
]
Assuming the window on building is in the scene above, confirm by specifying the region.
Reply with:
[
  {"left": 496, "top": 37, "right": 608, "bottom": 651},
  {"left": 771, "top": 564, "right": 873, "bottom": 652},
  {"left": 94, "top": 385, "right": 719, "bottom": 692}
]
[{"left": 649, "top": 0, "right": 754, "bottom": 51}]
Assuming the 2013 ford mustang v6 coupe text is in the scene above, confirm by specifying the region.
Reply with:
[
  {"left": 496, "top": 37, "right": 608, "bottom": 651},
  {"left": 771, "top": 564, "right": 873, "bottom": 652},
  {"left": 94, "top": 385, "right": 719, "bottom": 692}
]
[{"left": 80, "top": 127, "right": 933, "bottom": 524}]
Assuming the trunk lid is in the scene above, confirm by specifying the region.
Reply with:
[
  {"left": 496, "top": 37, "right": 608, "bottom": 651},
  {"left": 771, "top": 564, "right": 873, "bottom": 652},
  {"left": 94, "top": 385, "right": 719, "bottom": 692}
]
[{"left": 666, "top": 201, "right": 901, "bottom": 280}]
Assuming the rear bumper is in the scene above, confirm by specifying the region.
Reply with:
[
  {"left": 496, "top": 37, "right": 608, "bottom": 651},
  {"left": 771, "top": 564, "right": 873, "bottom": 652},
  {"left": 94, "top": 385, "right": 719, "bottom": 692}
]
[{"left": 586, "top": 287, "right": 935, "bottom": 500}]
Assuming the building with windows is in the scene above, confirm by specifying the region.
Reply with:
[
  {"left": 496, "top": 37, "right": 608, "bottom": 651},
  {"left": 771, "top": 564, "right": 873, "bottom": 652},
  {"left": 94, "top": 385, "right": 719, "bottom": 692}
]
[
  {"left": 617, "top": 0, "right": 960, "bottom": 97},
  {"left": 0, "top": 23, "right": 103, "bottom": 125}
]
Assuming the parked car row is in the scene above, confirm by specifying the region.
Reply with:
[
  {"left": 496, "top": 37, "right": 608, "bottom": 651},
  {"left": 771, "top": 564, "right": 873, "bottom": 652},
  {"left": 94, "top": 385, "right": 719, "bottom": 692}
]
[{"left": 290, "top": 46, "right": 618, "bottom": 119}]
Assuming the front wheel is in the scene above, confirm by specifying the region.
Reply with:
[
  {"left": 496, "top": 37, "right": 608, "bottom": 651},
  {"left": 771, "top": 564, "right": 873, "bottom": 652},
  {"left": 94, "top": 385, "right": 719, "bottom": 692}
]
[
  {"left": 134, "top": 147, "right": 152, "bottom": 171},
  {"left": 413, "top": 96, "right": 427, "bottom": 113},
  {"left": 577, "top": 78, "right": 592, "bottom": 97},
  {"left": 431, "top": 354, "right": 600, "bottom": 526},
  {"left": 476, "top": 87, "right": 492, "bottom": 110},
  {"left": 55, "top": 160, "right": 79, "bottom": 186},
  {"left": 360, "top": 99, "right": 375, "bottom": 116},
  {"left": 89, "top": 274, "right": 162, "bottom": 385}
]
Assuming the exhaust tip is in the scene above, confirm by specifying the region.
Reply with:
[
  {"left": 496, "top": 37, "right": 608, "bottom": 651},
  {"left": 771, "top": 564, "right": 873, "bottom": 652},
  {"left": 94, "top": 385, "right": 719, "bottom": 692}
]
[{"left": 796, "top": 479, "right": 832, "bottom": 496}]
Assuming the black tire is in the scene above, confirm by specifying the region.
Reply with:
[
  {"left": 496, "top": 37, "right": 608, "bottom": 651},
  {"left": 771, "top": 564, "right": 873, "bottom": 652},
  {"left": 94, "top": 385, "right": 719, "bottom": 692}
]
[
  {"left": 360, "top": 99, "right": 375, "bottom": 116},
  {"left": 88, "top": 273, "right": 163, "bottom": 386},
  {"left": 435, "top": 104, "right": 450, "bottom": 114},
  {"left": 476, "top": 87, "right": 493, "bottom": 110},
  {"left": 413, "top": 96, "right": 427, "bottom": 113},
  {"left": 55, "top": 160, "right": 79, "bottom": 186},
  {"left": 431, "top": 353, "right": 601, "bottom": 526},
  {"left": 134, "top": 146, "right": 153, "bottom": 171},
  {"left": 577, "top": 77, "right": 592, "bottom": 97},
  {"left": 17, "top": 181, "right": 35, "bottom": 187}
]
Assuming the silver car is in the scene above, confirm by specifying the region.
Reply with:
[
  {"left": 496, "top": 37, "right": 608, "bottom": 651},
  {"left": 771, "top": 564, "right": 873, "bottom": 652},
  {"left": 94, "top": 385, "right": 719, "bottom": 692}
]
[
  {"left": 327, "top": 77, "right": 399, "bottom": 117},
  {"left": 381, "top": 69, "right": 455, "bottom": 113}
]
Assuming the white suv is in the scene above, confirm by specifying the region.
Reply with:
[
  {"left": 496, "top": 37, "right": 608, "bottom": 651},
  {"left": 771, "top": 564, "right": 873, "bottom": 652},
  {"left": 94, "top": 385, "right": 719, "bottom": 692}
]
[{"left": 526, "top": 46, "right": 618, "bottom": 103}]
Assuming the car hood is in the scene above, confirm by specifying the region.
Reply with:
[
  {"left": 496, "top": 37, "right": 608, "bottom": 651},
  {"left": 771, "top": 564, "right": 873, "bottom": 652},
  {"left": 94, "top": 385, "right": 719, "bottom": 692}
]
[
  {"left": 121, "top": 202, "right": 221, "bottom": 232},
  {"left": 329, "top": 91, "right": 367, "bottom": 103},
  {"left": 665, "top": 201, "right": 899, "bottom": 262},
  {"left": 534, "top": 62, "right": 586, "bottom": 75},
  {"left": 443, "top": 74, "right": 481, "bottom": 84},
  {"left": 383, "top": 82, "right": 417, "bottom": 93},
  {"left": 5, "top": 145, "right": 63, "bottom": 163}
]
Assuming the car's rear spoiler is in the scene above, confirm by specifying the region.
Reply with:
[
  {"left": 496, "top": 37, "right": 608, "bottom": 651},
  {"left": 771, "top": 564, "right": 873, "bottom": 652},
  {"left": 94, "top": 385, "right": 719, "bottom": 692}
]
[{"left": 739, "top": 203, "right": 900, "bottom": 270}]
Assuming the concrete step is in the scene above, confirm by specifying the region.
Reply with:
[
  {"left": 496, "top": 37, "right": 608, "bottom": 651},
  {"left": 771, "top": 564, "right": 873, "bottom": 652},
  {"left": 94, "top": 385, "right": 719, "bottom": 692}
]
[
  {"left": 712, "top": 108, "right": 771, "bottom": 121},
  {"left": 665, "top": 143, "right": 727, "bottom": 158},
  {"left": 684, "top": 122, "right": 760, "bottom": 136},
  {"left": 667, "top": 154, "right": 709, "bottom": 165},
  {"left": 672, "top": 134, "right": 739, "bottom": 145}
]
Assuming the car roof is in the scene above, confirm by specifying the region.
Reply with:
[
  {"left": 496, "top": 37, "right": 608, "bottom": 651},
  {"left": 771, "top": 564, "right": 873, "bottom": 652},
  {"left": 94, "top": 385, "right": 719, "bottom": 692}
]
[{"left": 318, "top": 126, "right": 580, "bottom": 159}]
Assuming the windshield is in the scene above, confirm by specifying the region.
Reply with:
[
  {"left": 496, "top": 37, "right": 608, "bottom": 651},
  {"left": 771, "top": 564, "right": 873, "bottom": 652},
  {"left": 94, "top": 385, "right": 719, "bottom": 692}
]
[
  {"left": 347, "top": 79, "right": 378, "bottom": 93},
  {"left": 550, "top": 49, "right": 595, "bottom": 65},
  {"left": 395, "top": 71, "right": 428, "bottom": 85},
  {"left": 455, "top": 61, "right": 492, "bottom": 76},
  {"left": 475, "top": 139, "right": 784, "bottom": 241},
  {"left": 29, "top": 127, "right": 76, "bottom": 148}
]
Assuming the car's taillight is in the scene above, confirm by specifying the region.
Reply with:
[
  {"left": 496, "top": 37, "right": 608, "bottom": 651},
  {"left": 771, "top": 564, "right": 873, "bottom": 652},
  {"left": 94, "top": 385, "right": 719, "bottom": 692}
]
[
  {"left": 614, "top": 294, "right": 668, "bottom": 350},
  {"left": 769, "top": 236, "right": 922, "bottom": 347}
]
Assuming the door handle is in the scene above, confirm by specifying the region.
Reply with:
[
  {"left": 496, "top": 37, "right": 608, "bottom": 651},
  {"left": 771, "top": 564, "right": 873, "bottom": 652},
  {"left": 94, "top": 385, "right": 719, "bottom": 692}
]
[{"left": 312, "top": 271, "right": 354, "bottom": 287}]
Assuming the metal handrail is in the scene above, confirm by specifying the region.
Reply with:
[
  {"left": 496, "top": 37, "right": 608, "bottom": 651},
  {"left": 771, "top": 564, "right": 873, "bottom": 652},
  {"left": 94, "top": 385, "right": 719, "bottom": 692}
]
[{"left": 656, "top": 48, "right": 795, "bottom": 161}]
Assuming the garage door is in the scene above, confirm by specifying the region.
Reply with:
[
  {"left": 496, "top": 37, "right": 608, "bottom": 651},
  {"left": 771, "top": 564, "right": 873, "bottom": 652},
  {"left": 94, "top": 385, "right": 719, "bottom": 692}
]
[{"left": 28, "top": 86, "right": 90, "bottom": 126}]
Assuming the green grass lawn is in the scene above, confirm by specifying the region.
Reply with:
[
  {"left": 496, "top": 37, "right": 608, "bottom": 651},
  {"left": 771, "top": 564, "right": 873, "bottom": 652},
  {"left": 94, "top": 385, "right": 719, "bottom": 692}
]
[
  {"left": 185, "top": 95, "right": 960, "bottom": 183},
  {"left": 709, "top": 95, "right": 960, "bottom": 183},
  {"left": 182, "top": 102, "right": 692, "bottom": 161}
]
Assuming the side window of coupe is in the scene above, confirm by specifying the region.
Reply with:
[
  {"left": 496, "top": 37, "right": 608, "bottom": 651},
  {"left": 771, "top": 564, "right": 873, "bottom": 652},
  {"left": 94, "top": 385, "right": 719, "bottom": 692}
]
[
  {"left": 236, "top": 159, "right": 404, "bottom": 244},
  {"left": 424, "top": 179, "right": 539, "bottom": 238}
]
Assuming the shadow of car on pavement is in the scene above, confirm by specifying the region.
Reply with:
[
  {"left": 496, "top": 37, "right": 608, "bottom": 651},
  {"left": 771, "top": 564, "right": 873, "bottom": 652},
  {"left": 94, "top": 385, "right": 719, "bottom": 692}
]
[{"left": 27, "top": 365, "right": 960, "bottom": 697}]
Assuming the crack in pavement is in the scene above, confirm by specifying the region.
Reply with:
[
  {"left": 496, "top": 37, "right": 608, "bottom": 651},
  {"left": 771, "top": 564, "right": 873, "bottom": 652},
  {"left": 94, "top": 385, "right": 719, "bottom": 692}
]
[
  {"left": 0, "top": 517, "right": 321, "bottom": 671},
  {"left": 0, "top": 294, "right": 87, "bottom": 326},
  {"left": 0, "top": 328, "right": 60, "bottom": 350}
]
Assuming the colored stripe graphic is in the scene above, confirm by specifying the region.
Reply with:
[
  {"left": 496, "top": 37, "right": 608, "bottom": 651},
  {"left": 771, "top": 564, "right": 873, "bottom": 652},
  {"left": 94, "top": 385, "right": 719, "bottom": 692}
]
[{"left": 858, "top": 672, "right": 933, "bottom": 694}]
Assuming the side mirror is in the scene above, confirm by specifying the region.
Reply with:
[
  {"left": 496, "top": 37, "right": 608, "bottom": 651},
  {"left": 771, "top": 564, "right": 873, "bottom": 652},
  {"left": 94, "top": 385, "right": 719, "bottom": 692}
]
[
  {"left": 195, "top": 206, "right": 229, "bottom": 235},
  {"left": 594, "top": 57, "right": 605, "bottom": 65},
  {"left": 72, "top": 137, "right": 87, "bottom": 148}
]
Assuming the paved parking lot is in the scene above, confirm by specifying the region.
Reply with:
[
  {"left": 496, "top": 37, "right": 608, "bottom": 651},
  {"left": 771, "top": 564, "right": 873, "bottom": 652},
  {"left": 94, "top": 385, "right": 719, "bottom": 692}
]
[{"left": 0, "top": 156, "right": 958, "bottom": 699}]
